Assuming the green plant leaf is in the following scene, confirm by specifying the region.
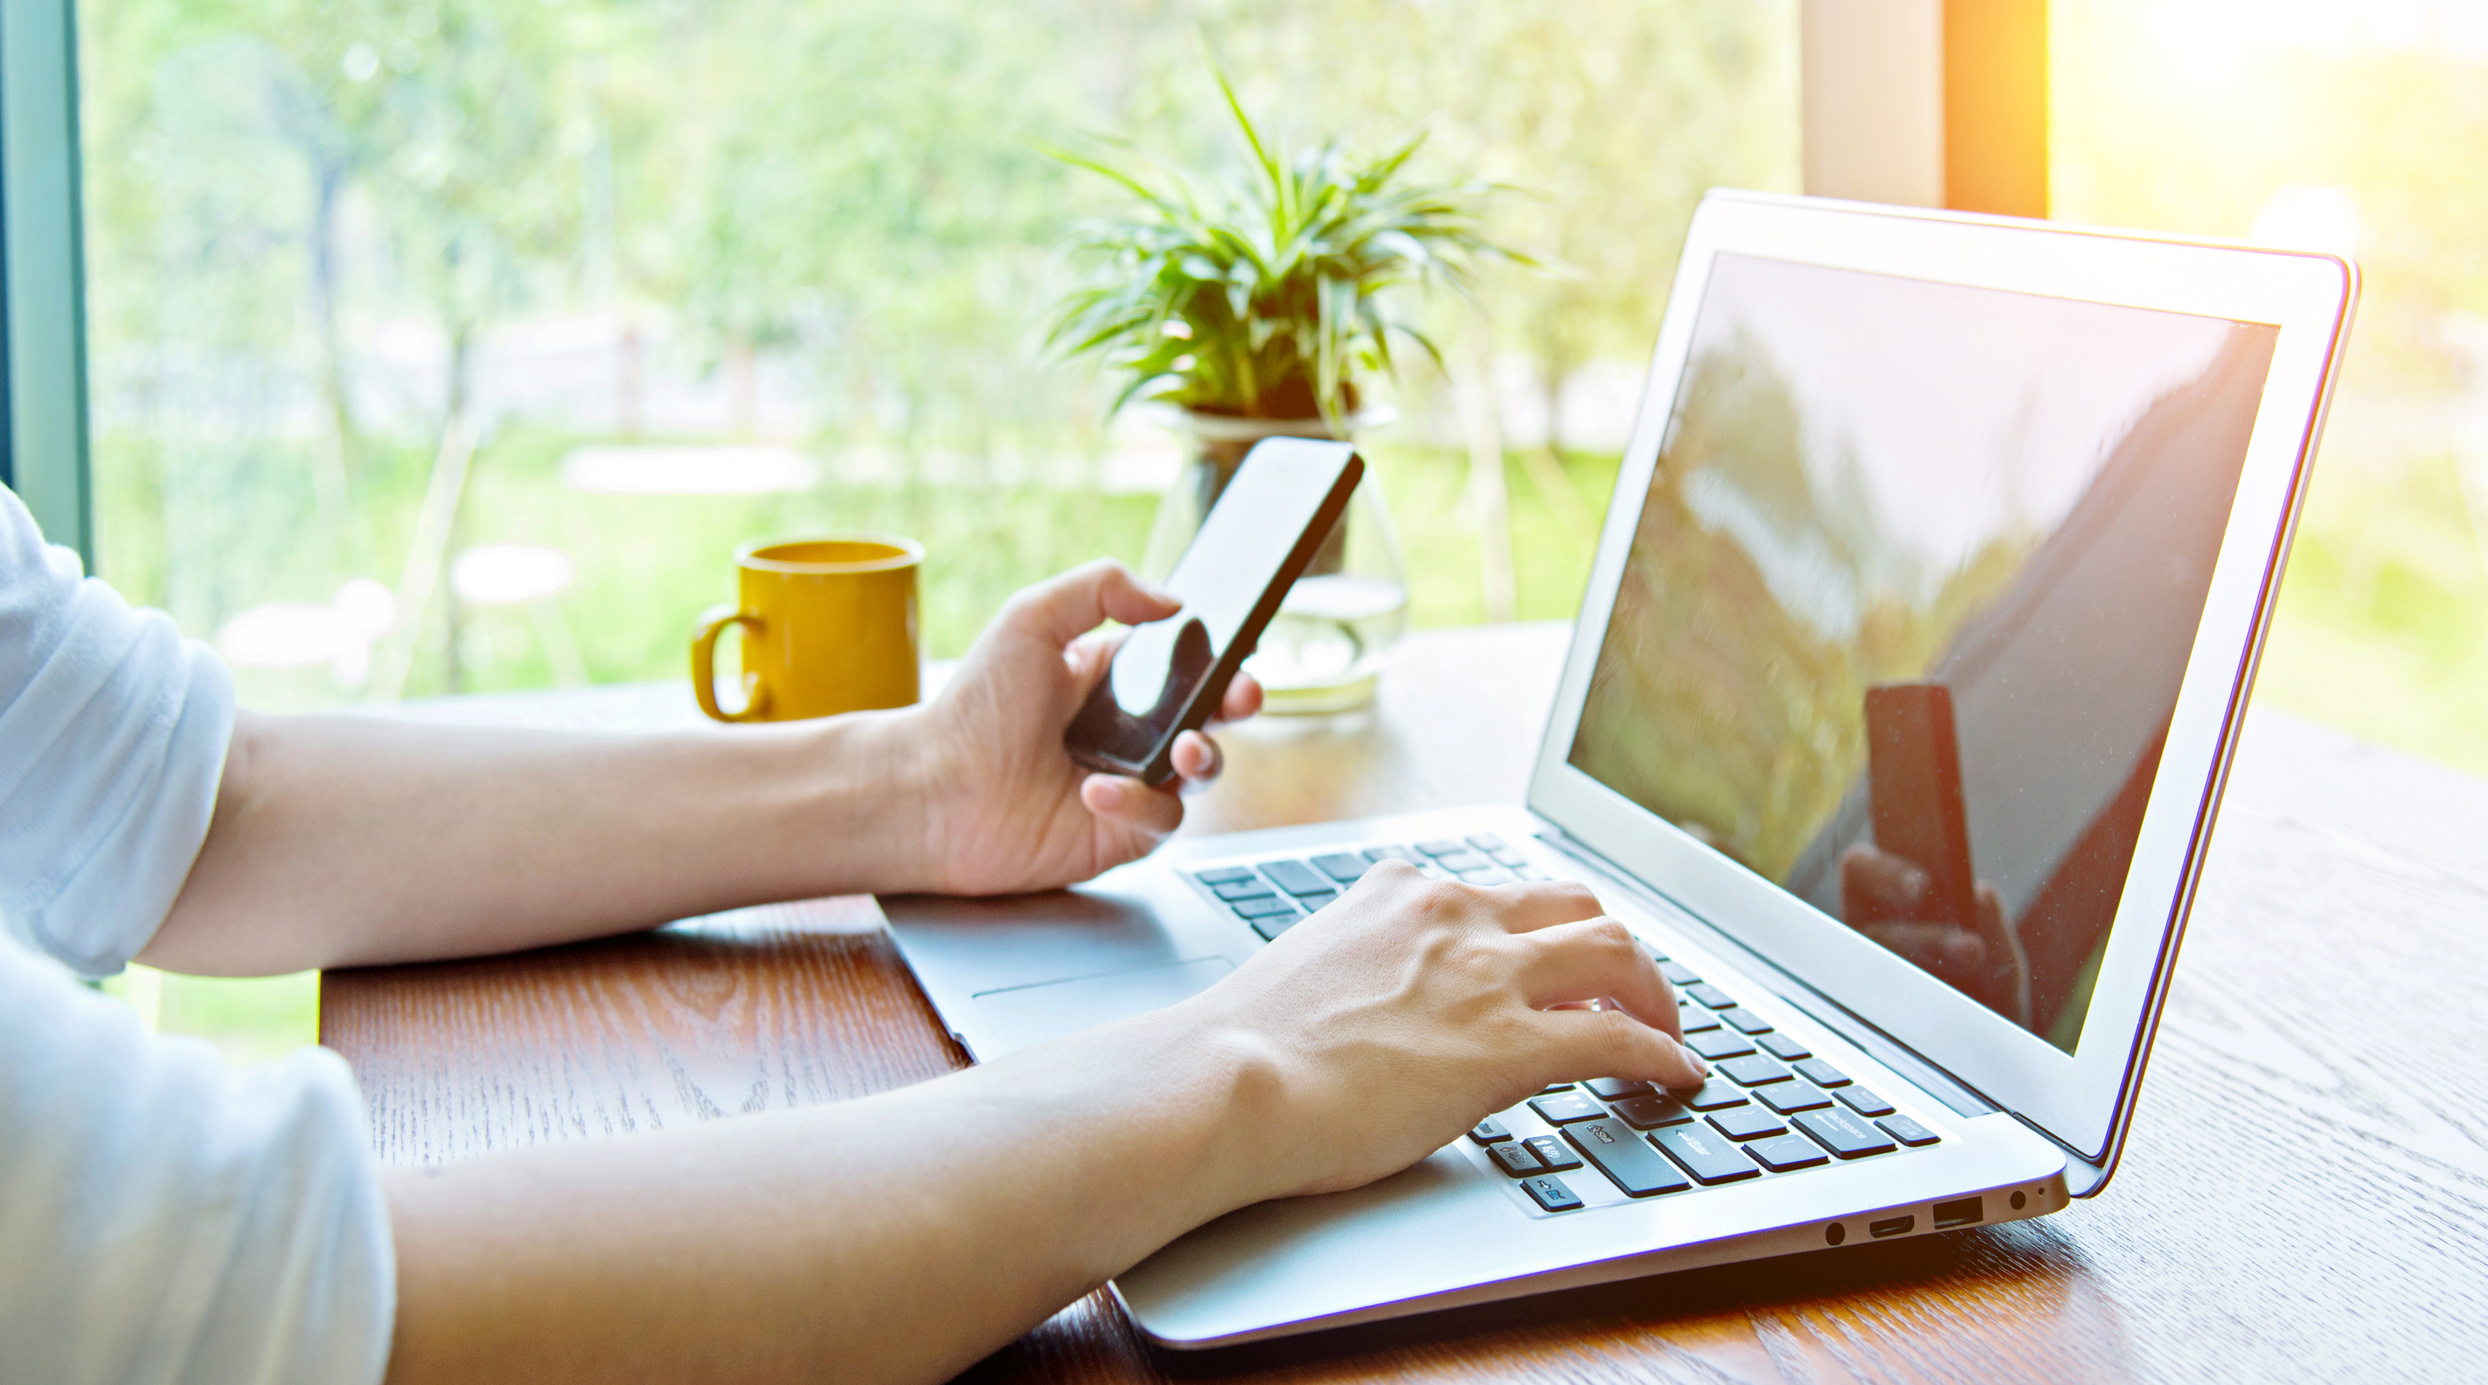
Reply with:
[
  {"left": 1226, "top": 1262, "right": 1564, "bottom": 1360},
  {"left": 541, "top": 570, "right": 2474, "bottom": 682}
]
[{"left": 1043, "top": 48, "right": 1544, "bottom": 419}]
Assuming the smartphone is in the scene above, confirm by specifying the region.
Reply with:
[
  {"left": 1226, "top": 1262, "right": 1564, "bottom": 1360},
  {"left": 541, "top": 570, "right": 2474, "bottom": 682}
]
[
  {"left": 1064, "top": 438, "right": 1363, "bottom": 785},
  {"left": 1863, "top": 682, "right": 1978, "bottom": 927}
]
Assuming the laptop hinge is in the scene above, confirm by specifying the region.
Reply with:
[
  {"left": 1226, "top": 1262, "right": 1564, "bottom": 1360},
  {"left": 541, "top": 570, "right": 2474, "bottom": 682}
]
[{"left": 1536, "top": 828, "right": 2000, "bottom": 1120}]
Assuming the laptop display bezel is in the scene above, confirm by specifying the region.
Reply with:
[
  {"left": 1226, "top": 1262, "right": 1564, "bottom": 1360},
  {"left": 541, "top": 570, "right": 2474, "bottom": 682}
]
[{"left": 1525, "top": 191, "right": 2355, "bottom": 1163}]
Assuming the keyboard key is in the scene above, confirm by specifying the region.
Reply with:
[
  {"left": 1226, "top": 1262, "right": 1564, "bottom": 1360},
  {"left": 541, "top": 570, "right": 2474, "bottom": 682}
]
[
  {"left": 1707, "top": 1105, "right": 1787, "bottom": 1141},
  {"left": 1210, "top": 878, "right": 1275, "bottom": 901},
  {"left": 1653, "top": 1123, "right": 1764, "bottom": 1185},
  {"left": 1514, "top": 866, "right": 1552, "bottom": 881},
  {"left": 1718, "top": 1055, "right": 1793, "bottom": 1087},
  {"left": 1540, "top": 1082, "right": 1577, "bottom": 1094},
  {"left": 1465, "top": 832, "right": 1508, "bottom": 851},
  {"left": 1434, "top": 850, "right": 1491, "bottom": 872},
  {"left": 1678, "top": 1079, "right": 1751, "bottom": 1111},
  {"left": 1415, "top": 839, "right": 1467, "bottom": 856},
  {"left": 1250, "top": 914, "right": 1299, "bottom": 942},
  {"left": 1756, "top": 1081, "right": 1835, "bottom": 1114},
  {"left": 1259, "top": 859, "right": 1333, "bottom": 897},
  {"left": 1364, "top": 845, "right": 1421, "bottom": 863},
  {"left": 1490, "top": 1141, "right": 1547, "bottom": 1177},
  {"left": 1469, "top": 1116, "right": 1513, "bottom": 1145},
  {"left": 1684, "top": 983, "right": 1739, "bottom": 1010},
  {"left": 1611, "top": 1093, "right": 1696, "bottom": 1129},
  {"left": 1677, "top": 1005, "right": 1723, "bottom": 1033},
  {"left": 1758, "top": 1032, "right": 1811, "bottom": 1061},
  {"left": 1488, "top": 849, "right": 1528, "bottom": 868},
  {"left": 1231, "top": 895, "right": 1297, "bottom": 919},
  {"left": 1688, "top": 1029, "right": 1757, "bottom": 1061},
  {"left": 1794, "top": 1058, "right": 1851, "bottom": 1088},
  {"left": 1563, "top": 1118, "right": 1692, "bottom": 1197},
  {"left": 1745, "top": 1133, "right": 1830, "bottom": 1172},
  {"left": 1583, "top": 1077, "right": 1652, "bottom": 1101},
  {"left": 1310, "top": 852, "right": 1372, "bottom": 884},
  {"left": 1836, "top": 1087, "right": 1896, "bottom": 1118},
  {"left": 1194, "top": 866, "right": 1255, "bottom": 885},
  {"left": 1658, "top": 960, "right": 1702, "bottom": 986},
  {"left": 1523, "top": 1135, "right": 1582, "bottom": 1172},
  {"left": 1295, "top": 889, "right": 1338, "bottom": 911},
  {"left": 1529, "top": 1091, "right": 1606, "bottom": 1124},
  {"left": 1458, "top": 867, "right": 1516, "bottom": 886},
  {"left": 1522, "top": 1175, "right": 1583, "bottom": 1212},
  {"left": 1794, "top": 1107, "right": 1898, "bottom": 1159},
  {"left": 1880, "top": 1114, "right": 1941, "bottom": 1147},
  {"left": 1720, "top": 1008, "right": 1775, "bottom": 1034}
]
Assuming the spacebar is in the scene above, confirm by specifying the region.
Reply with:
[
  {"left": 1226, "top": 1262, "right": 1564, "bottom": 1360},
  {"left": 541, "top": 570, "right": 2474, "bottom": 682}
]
[{"left": 1562, "top": 1117, "right": 1692, "bottom": 1197}]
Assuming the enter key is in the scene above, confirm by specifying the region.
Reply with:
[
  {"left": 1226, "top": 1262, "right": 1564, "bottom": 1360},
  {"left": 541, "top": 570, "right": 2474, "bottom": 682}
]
[{"left": 1561, "top": 1117, "right": 1693, "bottom": 1198}]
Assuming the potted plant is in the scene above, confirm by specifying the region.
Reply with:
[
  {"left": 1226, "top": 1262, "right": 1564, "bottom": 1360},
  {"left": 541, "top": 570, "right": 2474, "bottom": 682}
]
[{"left": 1047, "top": 60, "right": 1528, "bottom": 709}]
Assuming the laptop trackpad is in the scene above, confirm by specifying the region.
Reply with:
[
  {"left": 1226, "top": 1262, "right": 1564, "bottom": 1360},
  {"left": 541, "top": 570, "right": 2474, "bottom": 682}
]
[{"left": 971, "top": 957, "right": 1235, "bottom": 1055}]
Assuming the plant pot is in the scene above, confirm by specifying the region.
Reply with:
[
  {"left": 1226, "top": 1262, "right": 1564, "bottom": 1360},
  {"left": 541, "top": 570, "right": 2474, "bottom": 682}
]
[{"left": 1142, "top": 409, "right": 1409, "bottom": 714}]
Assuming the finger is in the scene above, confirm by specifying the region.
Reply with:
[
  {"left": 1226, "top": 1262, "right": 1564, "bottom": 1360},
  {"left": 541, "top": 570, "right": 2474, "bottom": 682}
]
[
  {"left": 1064, "top": 627, "right": 1126, "bottom": 688},
  {"left": 1003, "top": 560, "right": 1180, "bottom": 650},
  {"left": 1535, "top": 1006, "right": 1710, "bottom": 1091},
  {"left": 1839, "top": 844, "right": 1929, "bottom": 921},
  {"left": 1168, "top": 729, "right": 1223, "bottom": 785},
  {"left": 1079, "top": 773, "right": 1183, "bottom": 838},
  {"left": 1465, "top": 878, "right": 1606, "bottom": 935},
  {"left": 1215, "top": 669, "right": 1264, "bottom": 723},
  {"left": 1513, "top": 917, "right": 1682, "bottom": 1041}
]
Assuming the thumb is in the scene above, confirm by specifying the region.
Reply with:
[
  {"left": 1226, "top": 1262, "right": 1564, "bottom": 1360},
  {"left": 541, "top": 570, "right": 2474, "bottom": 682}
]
[{"left": 1001, "top": 560, "right": 1180, "bottom": 650}]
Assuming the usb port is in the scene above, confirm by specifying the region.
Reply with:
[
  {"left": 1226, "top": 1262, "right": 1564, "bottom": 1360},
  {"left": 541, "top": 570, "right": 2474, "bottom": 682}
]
[
  {"left": 1933, "top": 1197, "right": 1983, "bottom": 1230},
  {"left": 1869, "top": 1214, "right": 1915, "bottom": 1239}
]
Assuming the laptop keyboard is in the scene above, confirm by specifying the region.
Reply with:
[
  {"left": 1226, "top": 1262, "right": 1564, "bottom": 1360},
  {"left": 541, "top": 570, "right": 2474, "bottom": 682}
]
[
  {"left": 1184, "top": 835, "right": 1942, "bottom": 1213},
  {"left": 1186, "top": 833, "right": 1551, "bottom": 942}
]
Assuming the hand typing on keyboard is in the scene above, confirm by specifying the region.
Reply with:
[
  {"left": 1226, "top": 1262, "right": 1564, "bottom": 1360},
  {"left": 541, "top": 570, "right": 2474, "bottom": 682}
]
[{"left": 1168, "top": 862, "right": 1710, "bottom": 1199}]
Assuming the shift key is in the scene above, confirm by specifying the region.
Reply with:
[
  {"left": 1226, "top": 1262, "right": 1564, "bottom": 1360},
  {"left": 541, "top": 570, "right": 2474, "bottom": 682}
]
[{"left": 1562, "top": 1117, "right": 1692, "bottom": 1197}]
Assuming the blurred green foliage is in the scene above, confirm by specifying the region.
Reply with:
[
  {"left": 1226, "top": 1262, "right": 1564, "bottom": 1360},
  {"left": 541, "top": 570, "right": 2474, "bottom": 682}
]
[{"left": 79, "top": 0, "right": 1798, "bottom": 698}]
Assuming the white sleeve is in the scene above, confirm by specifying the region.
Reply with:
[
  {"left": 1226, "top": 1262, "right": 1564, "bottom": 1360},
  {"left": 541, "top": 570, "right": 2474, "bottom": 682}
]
[
  {"left": 0, "top": 484, "right": 234, "bottom": 976},
  {"left": 0, "top": 486, "right": 394, "bottom": 1383},
  {"left": 0, "top": 935, "right": 395, "bottom": 1385}
]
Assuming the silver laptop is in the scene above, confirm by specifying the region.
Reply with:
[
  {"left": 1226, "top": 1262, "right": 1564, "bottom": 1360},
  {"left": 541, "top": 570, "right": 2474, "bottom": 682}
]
[{"left": 883, "top": 190, "right": 2356, "bottom": 1347}]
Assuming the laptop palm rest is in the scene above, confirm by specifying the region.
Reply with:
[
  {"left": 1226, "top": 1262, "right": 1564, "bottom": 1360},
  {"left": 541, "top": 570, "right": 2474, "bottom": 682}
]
[
  {"left": 973, "top": 956, "right": 1234, "bottom": 1054},
  {"left": 882, "top": 875, "right": 1250, "bottom": 1061}
]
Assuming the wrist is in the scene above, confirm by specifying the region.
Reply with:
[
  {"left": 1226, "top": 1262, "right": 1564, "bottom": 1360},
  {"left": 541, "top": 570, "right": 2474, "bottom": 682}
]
[
  {"left": 785, "top": 704, "right": 946, "bottom": 896},
  {"left": 1117, "top": 1000, "right": 1299, "bottom": 1217}
]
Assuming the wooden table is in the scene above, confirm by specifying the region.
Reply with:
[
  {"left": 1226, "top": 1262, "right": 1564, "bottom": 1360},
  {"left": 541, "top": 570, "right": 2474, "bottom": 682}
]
[{"left": 323, "top": 623, "right": 2488, "bottom": 1382}]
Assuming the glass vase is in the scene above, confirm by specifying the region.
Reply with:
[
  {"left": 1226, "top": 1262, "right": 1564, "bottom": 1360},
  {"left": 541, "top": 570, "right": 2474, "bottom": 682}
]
[{"left": 1141, "top": 410, "right": 1409, "bottom": 714}]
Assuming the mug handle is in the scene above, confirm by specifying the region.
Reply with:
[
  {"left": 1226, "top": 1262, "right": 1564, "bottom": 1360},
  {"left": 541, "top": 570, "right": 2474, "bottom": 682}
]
[{"left": 691, "top": 605, "right": 770, "bottom": 722}]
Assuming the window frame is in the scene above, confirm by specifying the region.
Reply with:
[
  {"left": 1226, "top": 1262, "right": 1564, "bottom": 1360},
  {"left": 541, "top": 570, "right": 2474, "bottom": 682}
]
[{"left": 0, "top": 0, "right": 93, "bottom": 566}]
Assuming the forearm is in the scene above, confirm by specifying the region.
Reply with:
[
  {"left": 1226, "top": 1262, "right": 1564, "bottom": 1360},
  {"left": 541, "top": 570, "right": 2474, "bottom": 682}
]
[
  {"left": 383, "top": 1006, "right": 1274, "bottom": 1385},
  {"left": 144, "top": 709, "right": 936, "bottom": 975}
]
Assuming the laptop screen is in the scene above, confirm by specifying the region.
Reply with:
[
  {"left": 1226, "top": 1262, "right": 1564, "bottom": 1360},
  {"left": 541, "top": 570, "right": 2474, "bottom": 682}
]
[{"left": 1567, "top": 252, "right": 2278, "bottom": 1053}]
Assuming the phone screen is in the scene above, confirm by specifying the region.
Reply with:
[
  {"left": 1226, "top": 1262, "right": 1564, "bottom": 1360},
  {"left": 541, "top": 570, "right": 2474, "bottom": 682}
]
[{"left": 1070, "top": 442, "right": 1358, "bottom": 770}]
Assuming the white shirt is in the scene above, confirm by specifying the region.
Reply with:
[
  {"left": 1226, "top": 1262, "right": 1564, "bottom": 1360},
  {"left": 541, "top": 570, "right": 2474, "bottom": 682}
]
[{"left": 0, "top": 487, "right": 392, "bottom": 1384}]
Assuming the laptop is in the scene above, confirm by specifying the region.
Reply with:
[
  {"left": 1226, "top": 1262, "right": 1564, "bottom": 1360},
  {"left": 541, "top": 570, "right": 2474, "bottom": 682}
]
[{"left": 882, "top": 190, "right": 2357, "bottom": 1347}]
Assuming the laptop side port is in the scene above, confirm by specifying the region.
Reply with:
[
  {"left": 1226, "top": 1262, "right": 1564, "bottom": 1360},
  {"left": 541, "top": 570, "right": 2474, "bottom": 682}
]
[
  {"left": 1933, "top": 1196, "right": 1984, "bottom": 1229},
  {"left": 1869, "top": 1214, "right": 1916, "bottom": 1239}
]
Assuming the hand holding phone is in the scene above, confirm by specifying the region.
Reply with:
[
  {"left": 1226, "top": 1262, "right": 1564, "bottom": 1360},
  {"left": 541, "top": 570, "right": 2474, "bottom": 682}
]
[{"left": 1064, "top": 438, "right": 1363, "bottom": 784}]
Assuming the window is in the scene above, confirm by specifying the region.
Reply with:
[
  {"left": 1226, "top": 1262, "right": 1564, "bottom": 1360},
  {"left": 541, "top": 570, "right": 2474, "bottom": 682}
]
[{"left": 76, "top": 0, "right": 1800, "bottom": 711}]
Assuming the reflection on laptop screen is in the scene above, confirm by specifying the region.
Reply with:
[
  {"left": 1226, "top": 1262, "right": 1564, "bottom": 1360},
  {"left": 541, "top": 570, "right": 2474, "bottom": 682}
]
[{"left": 1569, "top": 253, "right": 2278, "bottom": 1053}]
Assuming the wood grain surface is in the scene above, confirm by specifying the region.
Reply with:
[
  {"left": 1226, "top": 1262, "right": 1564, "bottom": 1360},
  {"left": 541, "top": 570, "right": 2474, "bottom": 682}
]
[{"left": 323, "top": 623, "right": 2488, "bottom": 1383}]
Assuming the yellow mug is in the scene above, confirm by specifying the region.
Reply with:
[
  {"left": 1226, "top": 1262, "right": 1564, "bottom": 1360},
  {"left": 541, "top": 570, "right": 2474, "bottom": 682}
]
[{"left": 691, "top": 537, "right": 923, "bottom": 722}]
